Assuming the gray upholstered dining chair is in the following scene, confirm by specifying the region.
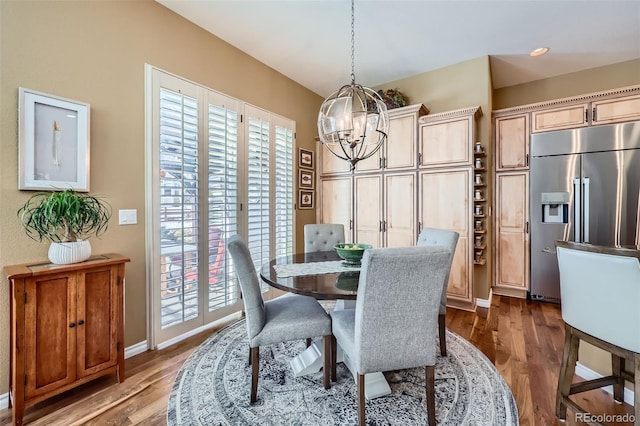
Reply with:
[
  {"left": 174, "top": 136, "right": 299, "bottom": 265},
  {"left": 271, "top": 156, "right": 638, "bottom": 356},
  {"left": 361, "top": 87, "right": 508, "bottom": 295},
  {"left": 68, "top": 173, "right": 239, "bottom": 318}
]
[
  {"left": 416, "top": 227, "right": 459, "bottom": 356},
  {"left": 555, "top": 241, "right": 640, "bottom": 423},
  {"left": 331, "top": 246, "right": 451, "bottom": 426},
  {"left": 226, "top": 235, "right": 333, "bottom": 403},
  {"left": 304, "top": 223, "right": 345, "bottom": 252}
]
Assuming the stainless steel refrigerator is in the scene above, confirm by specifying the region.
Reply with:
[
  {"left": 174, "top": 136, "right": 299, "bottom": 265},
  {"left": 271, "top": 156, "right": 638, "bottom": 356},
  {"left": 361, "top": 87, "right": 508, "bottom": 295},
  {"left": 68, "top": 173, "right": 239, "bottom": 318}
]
[{"left": 529, "top": 121, "right": 640, "bottom": 302}]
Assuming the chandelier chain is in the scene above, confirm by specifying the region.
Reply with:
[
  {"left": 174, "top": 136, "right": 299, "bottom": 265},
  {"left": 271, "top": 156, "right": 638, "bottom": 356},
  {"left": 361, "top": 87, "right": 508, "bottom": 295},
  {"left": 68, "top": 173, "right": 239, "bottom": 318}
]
[{"left": 350, "top": 0, "right": 355, "bottom": 84}]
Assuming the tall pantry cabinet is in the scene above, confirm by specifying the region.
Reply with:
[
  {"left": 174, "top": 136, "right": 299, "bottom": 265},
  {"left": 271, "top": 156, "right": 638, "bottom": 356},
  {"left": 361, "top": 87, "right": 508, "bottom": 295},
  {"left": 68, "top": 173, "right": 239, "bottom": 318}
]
[{"left": 418, "top": 107, "right": 482, "bottom": 311}]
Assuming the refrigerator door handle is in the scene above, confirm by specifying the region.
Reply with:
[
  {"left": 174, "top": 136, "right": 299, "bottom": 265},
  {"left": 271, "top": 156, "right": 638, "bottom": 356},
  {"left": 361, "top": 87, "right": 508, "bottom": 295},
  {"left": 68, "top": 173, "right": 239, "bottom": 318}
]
[
  {"left": 573, "top": 178, "right": 581, "bottom": 242},
  {"left": 583, "top": 177, "right": 590, "bottom": 243}
]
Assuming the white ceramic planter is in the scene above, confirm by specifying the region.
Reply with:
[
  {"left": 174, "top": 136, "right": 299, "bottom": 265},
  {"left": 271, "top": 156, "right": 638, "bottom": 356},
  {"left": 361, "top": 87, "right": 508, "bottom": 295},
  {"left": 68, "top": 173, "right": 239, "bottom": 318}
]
[{"left": 48, "top": 240, "right": 92, "bottom": 264}]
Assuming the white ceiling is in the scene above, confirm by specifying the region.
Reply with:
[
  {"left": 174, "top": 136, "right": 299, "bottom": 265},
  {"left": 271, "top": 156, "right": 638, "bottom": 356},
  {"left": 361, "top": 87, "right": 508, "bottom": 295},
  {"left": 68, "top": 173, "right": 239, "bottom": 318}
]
[{"left": 157, "top": 0, "right": 640, "bottom": 97}]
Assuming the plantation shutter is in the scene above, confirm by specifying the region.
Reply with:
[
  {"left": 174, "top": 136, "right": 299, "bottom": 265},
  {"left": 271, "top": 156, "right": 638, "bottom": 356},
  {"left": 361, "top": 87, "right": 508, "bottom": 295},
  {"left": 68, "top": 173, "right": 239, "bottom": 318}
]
[
  {"left": 274, "top": 121, "right": 294, "bottom": 258},
  {"left": 207, "top": 100, "right": 239, "bottom": 311},
  {"left": 158, "top": 87, "right": 200, "bottom": 328},
  {"left": 245, "top": 107, "right": 271, "bottom": 282}
]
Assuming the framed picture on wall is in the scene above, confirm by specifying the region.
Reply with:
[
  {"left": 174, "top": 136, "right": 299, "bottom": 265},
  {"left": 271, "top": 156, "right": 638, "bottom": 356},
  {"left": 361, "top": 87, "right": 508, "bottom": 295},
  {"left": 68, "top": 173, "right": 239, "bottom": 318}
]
[
  {"left": 299, "top": 148, "right": 314, "bottom": 169},
  {"left": 299, "top": 169, "right": 314, "bottom": 189},
  {"left": 18, "top": 87, "right": 90, "bottom": 191},
  {"left": 298, "top": 190, "right": 314, "bottom": 209}
]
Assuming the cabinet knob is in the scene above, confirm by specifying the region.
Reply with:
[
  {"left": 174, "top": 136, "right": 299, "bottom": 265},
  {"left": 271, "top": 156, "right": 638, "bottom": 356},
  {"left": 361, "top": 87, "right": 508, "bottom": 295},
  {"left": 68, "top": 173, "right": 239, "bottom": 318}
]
[
  {"left": 78, "top": 320, "right": 85, "bottom": 325},
  {"left": 69, "top": 323, "right": 76, "bottom": 328}
]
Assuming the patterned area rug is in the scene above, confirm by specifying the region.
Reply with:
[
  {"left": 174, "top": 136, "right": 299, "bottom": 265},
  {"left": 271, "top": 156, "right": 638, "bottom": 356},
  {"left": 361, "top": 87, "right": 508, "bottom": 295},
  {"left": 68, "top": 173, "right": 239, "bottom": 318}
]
[{"left": 167, "top": 319, "right": 518, "bottom": 425}]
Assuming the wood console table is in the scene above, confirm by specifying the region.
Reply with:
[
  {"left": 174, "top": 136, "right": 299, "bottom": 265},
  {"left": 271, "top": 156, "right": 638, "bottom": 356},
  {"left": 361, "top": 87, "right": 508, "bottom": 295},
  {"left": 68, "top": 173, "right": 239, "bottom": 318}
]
[{"left": 3, "top": 253, "right": 129, "bottom": 426}]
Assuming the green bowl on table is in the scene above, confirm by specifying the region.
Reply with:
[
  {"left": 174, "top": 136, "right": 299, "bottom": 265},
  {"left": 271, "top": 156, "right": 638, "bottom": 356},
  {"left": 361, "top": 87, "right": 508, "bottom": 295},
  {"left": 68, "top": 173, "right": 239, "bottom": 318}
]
[{"left": 334, "top": 243, "right": 372, "bottom": 265}]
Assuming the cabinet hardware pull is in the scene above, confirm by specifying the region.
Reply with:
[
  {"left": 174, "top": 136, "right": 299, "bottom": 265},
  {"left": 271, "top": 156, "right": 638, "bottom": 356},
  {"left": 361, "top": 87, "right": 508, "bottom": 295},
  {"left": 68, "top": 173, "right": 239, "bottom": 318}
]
[
  {"left": 78, "top": 320, "right": 85, "bottom": 325},
  {"left": 69, "top": 323, "right": 76, "bottom": 328},
  {"left": 592, "top": 107, "right": 596, "bottom": 122},
  {"left": 585, "top": 108, "right": 588, "bottom": 123}
]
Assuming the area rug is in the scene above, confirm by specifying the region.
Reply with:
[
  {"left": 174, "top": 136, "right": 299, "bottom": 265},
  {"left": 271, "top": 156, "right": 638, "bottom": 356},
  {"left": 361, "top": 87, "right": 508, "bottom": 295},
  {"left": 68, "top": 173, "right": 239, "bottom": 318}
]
[{"left": 167, "top": 319, "right": 517, "bottom": 425}]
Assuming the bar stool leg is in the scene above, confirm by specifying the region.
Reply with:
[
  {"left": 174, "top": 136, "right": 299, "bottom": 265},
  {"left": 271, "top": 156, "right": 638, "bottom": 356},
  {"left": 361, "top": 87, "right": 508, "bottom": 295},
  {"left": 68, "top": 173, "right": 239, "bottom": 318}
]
[{"left": 556, "top": 325, "right": 579, "bottom": 421}]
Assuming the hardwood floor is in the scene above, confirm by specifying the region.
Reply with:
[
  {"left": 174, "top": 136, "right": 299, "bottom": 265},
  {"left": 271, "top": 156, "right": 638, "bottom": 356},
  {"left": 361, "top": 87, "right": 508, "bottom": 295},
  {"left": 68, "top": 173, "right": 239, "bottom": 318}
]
[{"left": 0, "top": 295, "right": 634, "bottom": 425}]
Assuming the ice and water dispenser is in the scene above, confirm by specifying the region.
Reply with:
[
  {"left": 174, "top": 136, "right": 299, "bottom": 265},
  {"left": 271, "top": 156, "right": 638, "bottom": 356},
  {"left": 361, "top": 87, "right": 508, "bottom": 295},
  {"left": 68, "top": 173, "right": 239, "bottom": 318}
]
[{"left": 541, "top": 192, "right": 569, "bottom": 224}]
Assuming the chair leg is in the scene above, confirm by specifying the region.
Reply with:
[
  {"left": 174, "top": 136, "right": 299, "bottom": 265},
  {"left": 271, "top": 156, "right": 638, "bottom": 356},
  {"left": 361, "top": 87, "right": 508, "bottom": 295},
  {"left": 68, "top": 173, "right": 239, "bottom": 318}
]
[
  {"left": 331, "top": 334, "right": 337, "bottom": 382},
  {"left": 323, "top": 335, "right": 331, "bottom": 389},
  {"left": 425, "top": 365, "right": 436, "bottom": 426},
  {"left": 357, "top": 373, "right": 366, "bottom": 426},
  {"left": 438, "top": 313, "right": 447, "bottom": 356},
  {"left": 612, "top": 354, "right": 625, "bottom": 403},
  {"left": 634, "top": 354, "right": 640, "bottom": 426},
  {"left": 250, "top": 347, "right": 259, "bottom": 403},
  {"left": 306, "top": 337, "right": 312, "bottom": 348},
  {"left": 556, "top": 324, "right": 580, "bottom": 420}
]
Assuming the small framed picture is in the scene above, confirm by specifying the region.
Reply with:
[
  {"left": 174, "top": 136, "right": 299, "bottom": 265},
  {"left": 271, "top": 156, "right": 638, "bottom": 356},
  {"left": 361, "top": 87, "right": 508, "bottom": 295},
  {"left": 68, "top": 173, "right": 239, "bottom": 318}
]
[
  {"left": 18, "top": 87, "right": 91, "bottom": 191},
  {"left": 298, "top": 190, "right": 314, "bottom": 209},
  {"left": 299, "top": 169, "right": 314, "bottom": 189},
  {"left": 299, "top": 148, "right": 314, "bottom": 169}
]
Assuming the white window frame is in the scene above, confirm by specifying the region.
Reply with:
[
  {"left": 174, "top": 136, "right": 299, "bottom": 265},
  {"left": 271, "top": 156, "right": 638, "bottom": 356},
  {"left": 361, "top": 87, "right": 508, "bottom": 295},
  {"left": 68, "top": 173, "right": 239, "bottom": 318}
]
[{"left": 145, "top": 65, "right": 296, "bottom": 348}]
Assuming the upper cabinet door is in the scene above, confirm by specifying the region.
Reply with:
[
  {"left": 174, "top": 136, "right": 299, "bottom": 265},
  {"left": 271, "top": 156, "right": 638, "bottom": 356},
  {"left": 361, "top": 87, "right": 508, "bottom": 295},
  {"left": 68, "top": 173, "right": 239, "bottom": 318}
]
[
  {"left": 592, "top": 94, "right": 640, "bottom": 125},
  {"left": 495, "top": 114, "right": 529, "bottom": 171},
  {"left": 531, "top": 104, "right": 588, "bottom": 133},
  {"left": 355, "top": 103, "right": 428, "bottom": 173},
  {"left": 419, "top": 118, "right": 472, "bottom": 167},
  {"left": 318, "top": 141, "right": 351, "bottom": 175}
]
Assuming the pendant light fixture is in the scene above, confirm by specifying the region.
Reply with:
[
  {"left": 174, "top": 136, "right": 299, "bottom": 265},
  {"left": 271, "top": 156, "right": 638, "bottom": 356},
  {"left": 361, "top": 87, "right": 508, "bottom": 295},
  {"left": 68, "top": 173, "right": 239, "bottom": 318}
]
[{"left": 317, "top": 0, "right": 389, "bottom": 171}]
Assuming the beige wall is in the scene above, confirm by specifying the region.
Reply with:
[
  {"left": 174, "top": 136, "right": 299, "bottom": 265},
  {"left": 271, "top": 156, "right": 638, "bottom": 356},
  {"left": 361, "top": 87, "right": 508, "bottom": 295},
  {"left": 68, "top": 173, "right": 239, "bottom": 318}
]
[
  {"left": 0, "top": 0, "right": 321, "bottom": 391},
  {"left": 376, "top": 56, "right": 494, "bottom": 301},
  {"left": 493, "top": 58, "right": 640, "bottom": 109}
]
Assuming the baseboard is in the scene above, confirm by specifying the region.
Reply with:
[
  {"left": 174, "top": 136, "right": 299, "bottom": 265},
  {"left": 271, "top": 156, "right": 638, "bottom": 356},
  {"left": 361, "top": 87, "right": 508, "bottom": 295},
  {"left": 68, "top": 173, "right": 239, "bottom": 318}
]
[
  {"left": 576, "top": 361, "right": 635, "bottom": 405},
  {"left": 156, "top": 311, "right": 242, "bottom": 351},
  {"left": 0, "top": 340, "right": 152, "bottom": 409},
  {"left": 475, "top": 289, "right": 493, "bottom": 309},
  {"left": 125, "top": 340, "right": 149, "bottom": 359}
]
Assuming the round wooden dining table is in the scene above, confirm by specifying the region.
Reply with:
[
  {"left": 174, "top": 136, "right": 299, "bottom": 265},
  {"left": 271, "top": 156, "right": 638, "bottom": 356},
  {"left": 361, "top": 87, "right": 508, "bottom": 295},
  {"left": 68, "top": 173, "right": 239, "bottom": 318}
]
[{"left": 259, "top": 250, "right": 359, "bottom": 300}]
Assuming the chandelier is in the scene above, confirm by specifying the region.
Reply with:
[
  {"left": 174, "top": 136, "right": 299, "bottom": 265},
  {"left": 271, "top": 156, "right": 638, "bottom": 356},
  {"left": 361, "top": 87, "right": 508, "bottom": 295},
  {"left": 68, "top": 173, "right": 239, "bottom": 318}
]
[{"left": 317, "top": 0, "right": 389, "bottom": 170}]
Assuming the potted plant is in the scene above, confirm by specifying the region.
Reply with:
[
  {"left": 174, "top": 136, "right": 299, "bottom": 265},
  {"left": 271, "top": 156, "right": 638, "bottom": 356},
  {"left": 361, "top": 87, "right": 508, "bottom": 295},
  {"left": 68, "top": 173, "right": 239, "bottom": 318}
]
[
  {"left": 377, "top": 88, "right": 409, "bottom": 109},
  {"left": 18, "top": 189, "right": 112, "bottom": 264}
]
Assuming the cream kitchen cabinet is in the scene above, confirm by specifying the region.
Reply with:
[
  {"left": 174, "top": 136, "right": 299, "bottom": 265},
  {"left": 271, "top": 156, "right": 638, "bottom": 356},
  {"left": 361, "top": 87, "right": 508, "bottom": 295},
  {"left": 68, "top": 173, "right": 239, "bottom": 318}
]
[
  {"left": 418, "top": 107, "right": 482, "bottom": 168},
  {"left": 591, "top": 94, "right": 640, "bottom": 124},
  {"left": 495, "top": 113, "right": 529, "bottom": 171},
  {"left": 419, "top": 167, "right": 474, "bottom": 311},
  {"left": 531, "top": 92, "right": 640, "bottom": 133},
  {"left": 493, "top": 172, "right": 529, "bottom": 298},
  {"left": 319, "top": 175, "right": 353, "bottom": 242},
  {"left": 318, "top": 138, "right": 351, "bottom": 175},
  {"left": 531, "top": 103, "right": 589, "bottom": 133},
  {"left": 355, "top": 104, "right": 428, "bottom": 173},
  {"left": 354, "top": 174, "right": 383, "bottom": 246},
  {"left": 354, "top": 172, "right": 416, "bottom": 248}
]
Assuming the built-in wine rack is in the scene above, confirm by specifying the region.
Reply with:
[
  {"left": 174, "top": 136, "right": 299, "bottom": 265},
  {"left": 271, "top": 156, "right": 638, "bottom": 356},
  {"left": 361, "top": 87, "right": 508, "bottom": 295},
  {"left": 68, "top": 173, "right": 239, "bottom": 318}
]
[{"left": 473, "top": 142, "right": 487, "bottom": 265}]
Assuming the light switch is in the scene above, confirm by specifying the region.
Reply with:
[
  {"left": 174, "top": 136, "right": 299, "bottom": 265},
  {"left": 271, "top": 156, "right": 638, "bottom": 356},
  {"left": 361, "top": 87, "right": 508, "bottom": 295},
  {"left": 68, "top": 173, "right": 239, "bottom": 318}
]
[{"left": 118, "top": 209, "right": 137, "bottom": 225}]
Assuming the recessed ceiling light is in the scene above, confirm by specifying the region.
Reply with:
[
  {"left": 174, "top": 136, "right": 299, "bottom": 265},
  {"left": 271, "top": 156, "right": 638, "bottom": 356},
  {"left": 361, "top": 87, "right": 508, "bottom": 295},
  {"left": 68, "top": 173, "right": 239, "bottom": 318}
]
[{"left": 530, "top": 47, "right": 549, "bottom": 57}]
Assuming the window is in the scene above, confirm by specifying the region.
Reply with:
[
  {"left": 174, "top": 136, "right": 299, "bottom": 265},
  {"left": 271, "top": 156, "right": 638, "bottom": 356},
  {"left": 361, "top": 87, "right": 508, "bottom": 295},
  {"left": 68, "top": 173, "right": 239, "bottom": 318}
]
[{"left": 147, "top": 67, "right": 296, "bottom": 346}]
